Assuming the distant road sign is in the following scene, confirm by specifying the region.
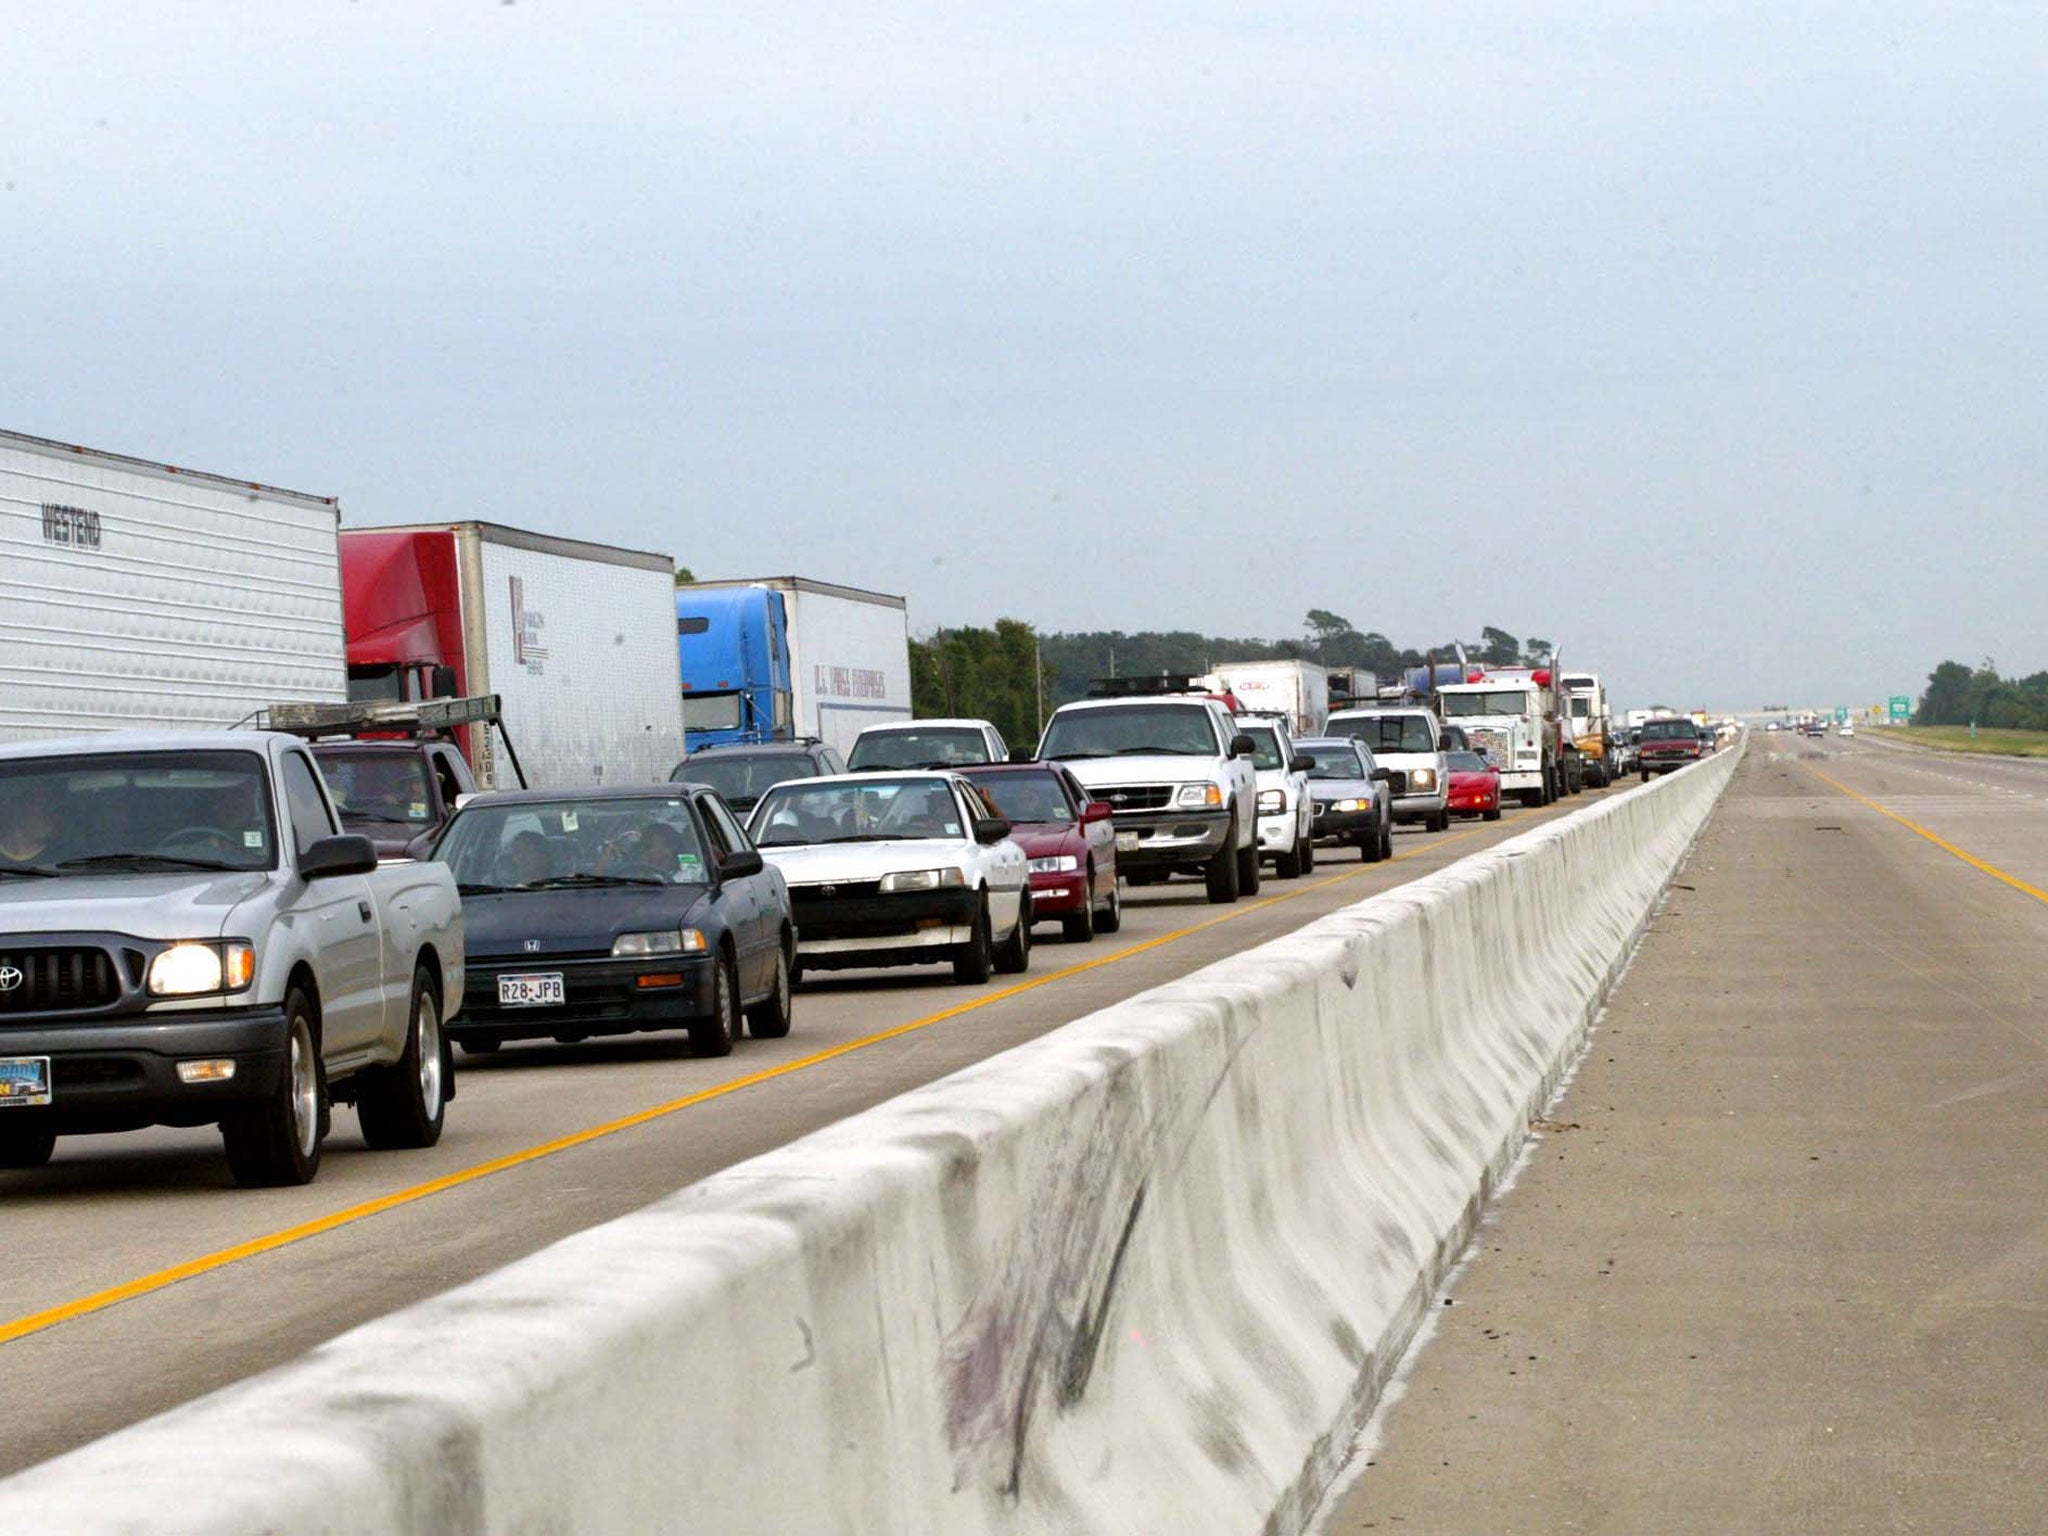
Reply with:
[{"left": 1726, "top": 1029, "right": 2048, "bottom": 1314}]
[
  {"left": 1834, "top": 706, "right": 1850, "bottom": 723},
  {"left": 1888, "top": 695, "right": 1911, "bottom": 722}
]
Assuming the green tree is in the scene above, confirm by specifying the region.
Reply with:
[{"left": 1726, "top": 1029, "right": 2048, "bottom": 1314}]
[
  {"left": 909, "top": 619, "right": 1053, "bottom": 744},
  {"left": 1479, "top": 626, "right": 1521, "bottom": 667},
  {"left": 673, "top": 566, "right": 696, "bottom": 586},
  {"left": 1523, "top": 637, "right": 1554, "bottom": 664}
]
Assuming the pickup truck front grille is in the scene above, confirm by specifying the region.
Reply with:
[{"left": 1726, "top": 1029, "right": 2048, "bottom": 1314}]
[
  {"left": 1095, "top": 785, "right": 1174, "bottom": 812},
  {"left": 0, "top": 947, "right": 123, "bottom": 1016}
]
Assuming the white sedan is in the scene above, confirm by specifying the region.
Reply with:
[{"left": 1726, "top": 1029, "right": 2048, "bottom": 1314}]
[{"left": 746, "top": 771, "right": 1031, "bottom": 985}]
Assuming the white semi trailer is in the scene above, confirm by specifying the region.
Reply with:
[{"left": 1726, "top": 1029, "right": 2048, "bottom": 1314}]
[{"left": 0, "top": 429, "right": 346, "bottom": 743}]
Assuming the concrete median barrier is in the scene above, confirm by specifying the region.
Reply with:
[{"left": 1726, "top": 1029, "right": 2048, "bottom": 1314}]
[{"left": 3, "top": 750, "right": 1740, "bottom": 1534}]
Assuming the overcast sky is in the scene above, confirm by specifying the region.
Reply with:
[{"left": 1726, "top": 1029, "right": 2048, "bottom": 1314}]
[{"left": 4, "top": 2, "right": 2040, "bottom": 712}]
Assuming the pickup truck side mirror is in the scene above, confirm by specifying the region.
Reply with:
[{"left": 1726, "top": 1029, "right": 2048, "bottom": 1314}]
[
  {"left": 1290, "top": 755, "right": 1314, "bottom": 774},
  {"left": 973, "top": 815, "right": 1011, "bottom": 845},
  {"left": 1370, "top": 767, "right": 1394, "bottom": 784},
  {"left": 300, "top": 833, "right": 378, "bottom": 880},
  {"left": 1229, "top": 733, "right": 1256, "bottom": 759},
  {"left": 717, "top": 847, "right": 765, "bottom": 879},
  {"left": 1081, "top": 800, "right": 1114, "bottom": 824},
  {"left": 1007, "top": 746, "right": 1036, "bottom": 764}
]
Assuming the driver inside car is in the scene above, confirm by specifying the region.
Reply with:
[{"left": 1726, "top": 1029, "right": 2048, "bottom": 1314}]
[{"left": 0, "top": 782, "right": 59, "bottom": 867}]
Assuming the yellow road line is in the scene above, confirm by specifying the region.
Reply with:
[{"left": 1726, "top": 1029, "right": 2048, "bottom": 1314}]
[
  {"left": 1804, "top": 763, "right": 2048, "bottom": 907},
  {"left": 1, "top": 809, "right": 1529, "bottom": 1347}
]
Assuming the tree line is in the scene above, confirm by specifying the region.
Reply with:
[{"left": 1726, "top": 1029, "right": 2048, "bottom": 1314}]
[
  {"left": 1915, "top": 660, "right": 2048, "bottom": 730},
  {"left": 910, "top": 612, "right": 1558, "bottom": 746}
]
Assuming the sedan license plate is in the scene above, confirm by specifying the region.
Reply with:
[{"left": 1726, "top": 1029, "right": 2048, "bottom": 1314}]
[
  {"left": 0, "top": 1057, "right": 52, "bottom": 1108},
  {"left": 1115, "top": 831, "right": 1140, "bottom": 852},
  {"left": 497, "top": 973, "right": 565, "bottom": 1008}
]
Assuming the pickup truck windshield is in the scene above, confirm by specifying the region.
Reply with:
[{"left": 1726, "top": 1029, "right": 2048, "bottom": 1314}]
[
  {"left": 436, "top": 797, "right": 709, "bottom": 888},
  {"left": 1041, "top": 704, "right": 1217, "bottom": 759},
  {"left": 1239, "top": 725, "right": 1285, "bottom": 771},
  {"left": 1301, "top": 745, "right": 1366, "bottom": 780},
  {"left": 674, "top": 753, "right": 816, "bottom": 805},
  {"left": 0, "top": 751, "right": 277, "bottom": 873},
  {"left": 1331, "top": 714, "right": 1436, "bottom": 754},
  {"left": 1640, "top": 720, "right": 1699, "bottom": 741},
  {"left": 317, "top": 751, "right": 435, "bottom": 826},
  {"left": 752, "top": 778, "right": 965, "bottom": 845},
  {"left": 1439, "top": 691, "right": 1533, "bottom": 718},
  {"left": 848, "top": 728, "right": 988, "bottom": 770}
]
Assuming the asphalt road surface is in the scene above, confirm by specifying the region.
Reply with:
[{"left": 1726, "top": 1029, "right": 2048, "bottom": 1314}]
[
  {"left": 1320, "top": 732, "right": 2048, "bottom": 1534},
  {"left": 1, "top": 784, "right": 1621, "bottom": 1476}
]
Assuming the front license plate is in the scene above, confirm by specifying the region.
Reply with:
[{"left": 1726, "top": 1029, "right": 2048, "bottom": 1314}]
[
  {"left": 0, "top": 1057, "right": 52, "bottom": 1108},
  {"left": 497, "top": 973, "right": 565, "bottom": 1008},
  {"left": 1115, "top": 831, "right": 1140, "bottom": 852}
]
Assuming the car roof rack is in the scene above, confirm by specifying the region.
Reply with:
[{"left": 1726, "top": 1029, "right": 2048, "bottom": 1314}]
[{"left": 247, "top": 694, "right": 529, "bottom": 788}]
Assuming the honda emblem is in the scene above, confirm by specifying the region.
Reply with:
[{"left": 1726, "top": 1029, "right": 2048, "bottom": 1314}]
[{"left": 523, "top": 939, "right": 541, "bottom": 953}]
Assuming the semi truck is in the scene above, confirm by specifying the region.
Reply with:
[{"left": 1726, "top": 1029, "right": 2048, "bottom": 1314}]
[
  {"left": 0, "top": 428, "right": 346, "bottom": 743},
  {"left": 1435, "top": 665, "right": 1568, "bottom": 807},
  {"left": 340, "top": 522, "right": 683, "bottom": 789},
  {"left": 1206, "top": 659, "right": 1329, "bottom": 737},
  {"left": 1559, "top": 671, "right": 1615, "bottom": 787},
  {"left": 675, "top": 578, "right": 912, "bottom": 758}
]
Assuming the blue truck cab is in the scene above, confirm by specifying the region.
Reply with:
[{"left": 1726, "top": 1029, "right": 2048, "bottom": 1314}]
[{"left": 677, "top": 587, "right": 791, "bottom": 749}]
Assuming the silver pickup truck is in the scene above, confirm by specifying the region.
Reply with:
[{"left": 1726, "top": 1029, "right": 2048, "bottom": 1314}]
[{"left": 0, "top": 732, "right": 465, "bottom": 1186}]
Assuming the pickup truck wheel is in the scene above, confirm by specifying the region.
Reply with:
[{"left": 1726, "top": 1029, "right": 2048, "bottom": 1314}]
[
  {"left": 691, "top": 955, "right": 739, "bottom": 1057},
  {"left": 1429, "top": 808, "right": 1451, "bottom": 834},
  {"left": 994, "top": 893, "right": 1032, "bottom": 974},
  {"left": 1095, "top": 877, "right": 1123, "bottom": 934},
  {"left": 745, "top": 940, "right": 794, "bottom": 1039},
  {"left": 1204, "top": 824, "right": 1241, "bottom": 903},
  {"left": 222, "top": 990, "right": 324, "bottom": 1188},
  {"left": 953, "top": 899, "right": 994, "bottom": 984},
  {"left": 1275, "top": 837, "right": 1303, "bottom": 879},
  {"left": 1302, "top": 833, "right": 1315, "bottom": 873},
  {"left": 357, "top": 967, "right": 449, "bottom": 1151},
  {"left": 1236, "top": 837, "right": 1261, "bottom": 896},
  {"left": 0, "top": 1127, "right": 56, "bottom": 1170},
  {"left": 1640, "top": 767, "right": 1651, "bottom": 782},
  {"left": 1061, "top": 876, "right": 1096, "bottom": 942}
]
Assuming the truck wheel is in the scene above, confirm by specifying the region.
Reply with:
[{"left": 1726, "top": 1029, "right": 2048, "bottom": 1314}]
[
  {"left": 1204, "top": 826, "right": 1241, "bottom": 904},
  {"left": 1276, "top": 836, "right": 1304, "bottom": 879},
  {"left": 1094, "top": 879, "right": 1123, "bottom": 934},
  {"left": 1361, "top": 827, "right": 1383, "bottom": 863},
  {"left": 222, "top": 989, "right": 325, "bottom": 1188},
  {"left": 0, "top": 1126, "right": 56, "bottom": 1170},
  {"left": 1429, "top": 808, "right": 1451, "bottom": 833},
  {"left": 993, "top": 893, "right": 1032, "bottom": 974},
  {"left": 690, "top": 954, "right": 739, "bottom": 1056},
  {"left": 1302, "top": 835, "right": 1315, "bottom": 873},
  {"left": 1381, "top": 819, "right": 1394, "bottom": 860},
  {"left": 1640, "top": 767, "right": 1651, "bottom": 783},
  {"left": 1062, "top": 874, "right": 1097, "bottom": 942},
  {"left": 953, "top": 899, "right": 995, "bottom": 983},
  {"left": 357, "top": 967, "right": 449, "bottom": 1151},
  {"left": 1236, "top": 836, "right": 1261, "bottom": 895},
  {"left": 745, "top": 939, "right": 794, "bottom": 1039}
]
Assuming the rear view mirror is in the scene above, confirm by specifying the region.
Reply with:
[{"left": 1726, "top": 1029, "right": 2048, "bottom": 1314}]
[
  {"left": 1371, "top": 768, "right": 1394, "bottom": 784},
  {"left": 1290, "top": 755, "right": 1314, "bottom": 774},
  {"left": 1229, "top": 734, "right": 1256, "bottom": 759},
  {"left": 973, "top": 816, "right": 1011, "bottom": 845},
  {"left": 718, "top": 848, "right": 765, "bottom": 879},
  {"left": 1008, "top": 746, "right": 1036, "bottom": 764},
  {"left": 1081, "top": 801, "right": 1114, "bottom": 824},
  {"left": 300, "top": 833, "right": 378, "bottom": 880}
]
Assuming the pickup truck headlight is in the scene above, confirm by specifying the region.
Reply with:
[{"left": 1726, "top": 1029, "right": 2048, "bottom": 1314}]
[
  {"left": 879, "top": 867, "right": 967, "bottom": 893},
  {"left": 1408, "top": 769, "right": 1439, "bottom": 792},
  {"left": 148, "top": 941, "right": 255, "bottom": 997},
  {"left": 1174, "top": 783, "right": 1225, "bottom": 809},
  {"left": 1028, "top": 855, "right": 1080, "bottom": 874},
  {"left": 612, "top": 929, "right": 708, "bottom": 957},
  {"left": 1256, "top": 789, "right": 1285, "bottom": 814}
]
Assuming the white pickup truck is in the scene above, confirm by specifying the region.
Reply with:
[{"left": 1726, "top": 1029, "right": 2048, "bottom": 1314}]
[
  {"left": 0, "top": 732, "right": 464, "bottom": 1186},
  {"left": 1038, "top": 696, "right": 1261, "bottom": 903}
]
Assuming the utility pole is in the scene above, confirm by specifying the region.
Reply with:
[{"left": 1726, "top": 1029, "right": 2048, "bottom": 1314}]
[{"left": 1034, "top": 632, "right": 1045, "bottom": 737}]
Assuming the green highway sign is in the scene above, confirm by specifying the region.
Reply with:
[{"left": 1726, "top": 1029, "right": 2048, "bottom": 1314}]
[{"left": 1888, "top": 695, "right": 1911, "bottom": 721}]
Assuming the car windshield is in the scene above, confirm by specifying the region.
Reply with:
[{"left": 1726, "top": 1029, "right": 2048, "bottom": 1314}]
[
  {"left": 1040, "top": 703, "right": 1217, "bottom": 759},
  {"left": 1447, "top": 751, "right": 1491, "bottom": 771},
  {"left": 434, "top": 797, "right": 709, "bottom": 888},
  {"left": 1439, "top": 691, "right": 1532, "bottom": 718},
  {"left": 1301, "top": 745, "right": 1365, "bottom": 780},
  {"left": 1641, "top": 720, "right": 1699, "bottom": 740},
  {"left": 1569, "top": 698, "right": 1592, "bottom": 718},
  {"left": 674, "top": 752, "right": 815, "bottom": 805},
  {"left": 848, "top": 728, "right": 988, "bottom": 770},
  {"left": 1330, "top": 714, "right": 1435, "bottom": 754},
  {"left": 965, "top": 770, "right": 1073, "bottom": 825},
  {"left": 1239, "top": 724, "right": 1285, "bottom": 770},
  {"left": 315, "top": 750, "right": 435, "bottom": 826},
  {"left": 0, "top": 750, "right": 276, "bottom": 873},
  {"left": 751, "top": 777, "right": 966, "bottom": 846}
]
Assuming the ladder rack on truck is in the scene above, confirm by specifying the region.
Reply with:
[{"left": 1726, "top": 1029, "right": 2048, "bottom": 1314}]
[{"left": 246, "top": 694, "right": 530, "bottom": 788}]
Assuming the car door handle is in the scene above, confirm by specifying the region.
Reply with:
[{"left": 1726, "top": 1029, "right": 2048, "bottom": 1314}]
[{"left": 357, "top": 901, "right": 373, "bottom": 922}]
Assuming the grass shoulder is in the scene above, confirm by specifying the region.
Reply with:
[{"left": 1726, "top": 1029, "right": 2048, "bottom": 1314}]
[{"left": 1871, "top": 725, "right": 2048, "bottom": 758}]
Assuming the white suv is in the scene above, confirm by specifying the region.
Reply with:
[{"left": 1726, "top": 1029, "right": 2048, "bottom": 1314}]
[
  {"left": 1235, "top": 715, "right": 1315, "bottom": 878},
  {"left": 1038, "top": 696, "right": 1261, "bottom": 903},
  {"left": 1326, "top": 707, "right": 1451, "bottom": 832}
]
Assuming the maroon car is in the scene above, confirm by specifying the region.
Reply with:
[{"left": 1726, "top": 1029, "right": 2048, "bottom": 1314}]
[{"left": 960, "top": 762, "right": 1122, "bottom": 942}]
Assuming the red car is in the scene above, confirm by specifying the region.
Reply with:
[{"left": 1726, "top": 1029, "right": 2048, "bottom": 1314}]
[
  {"left": 959, "top": 762, "right": 1123, "bottom": 941},
  {"left": 1446, "top": 749, "right": 1503, "bottom": 822}
]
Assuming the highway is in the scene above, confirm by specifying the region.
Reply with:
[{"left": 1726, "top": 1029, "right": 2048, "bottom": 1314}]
[
  {"left": 1319, "top": 731, "right": 2048, "bottom": 1533},
  {"left": 0, "top": 786, "right": 1621, "bottom": 1477}
]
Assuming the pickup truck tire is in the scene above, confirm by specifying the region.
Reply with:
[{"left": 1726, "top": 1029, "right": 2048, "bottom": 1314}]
[
  {"left": 1204, "top": 828, "right": 1240, "bottom": 904},
  {"left": 1428, "top": 808, "right": 1451, "bottom": 833},
  {"left": 1236, "top": 837, "right": 1262, "bottom": 896},
  {"left": 691, "top": 955, "right": 740, "bottom": 1057},
  {"left": 1094, "top": 878, "right": 1123, "bottom": 934},
  {"left": 222, "top": 990, "right": 324, "bottom": 1188},
  {"left": 0, "top": 1126, "right": 56, "bottom": 1169},
  {"left": 953, "top": 899, "right": 995, "bottom": 983},
  {"left": 993, "top": 893, "right": 1032, "bottom": 974},
  {"left": 745, "top": 940, "right": 794, "bottom": 1039},
  {"left": 357, "top": 967, "right": 449, "bottom": 1151},
  {"left": 1302, "top": 834, "right": 1315, "bottom": 872},
  {"left": 1640, "top": 767, "right": 1651, "bottom": 782},
  {"left": 1276, "top": 836, "right": 1304, "bottom": 879}
]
